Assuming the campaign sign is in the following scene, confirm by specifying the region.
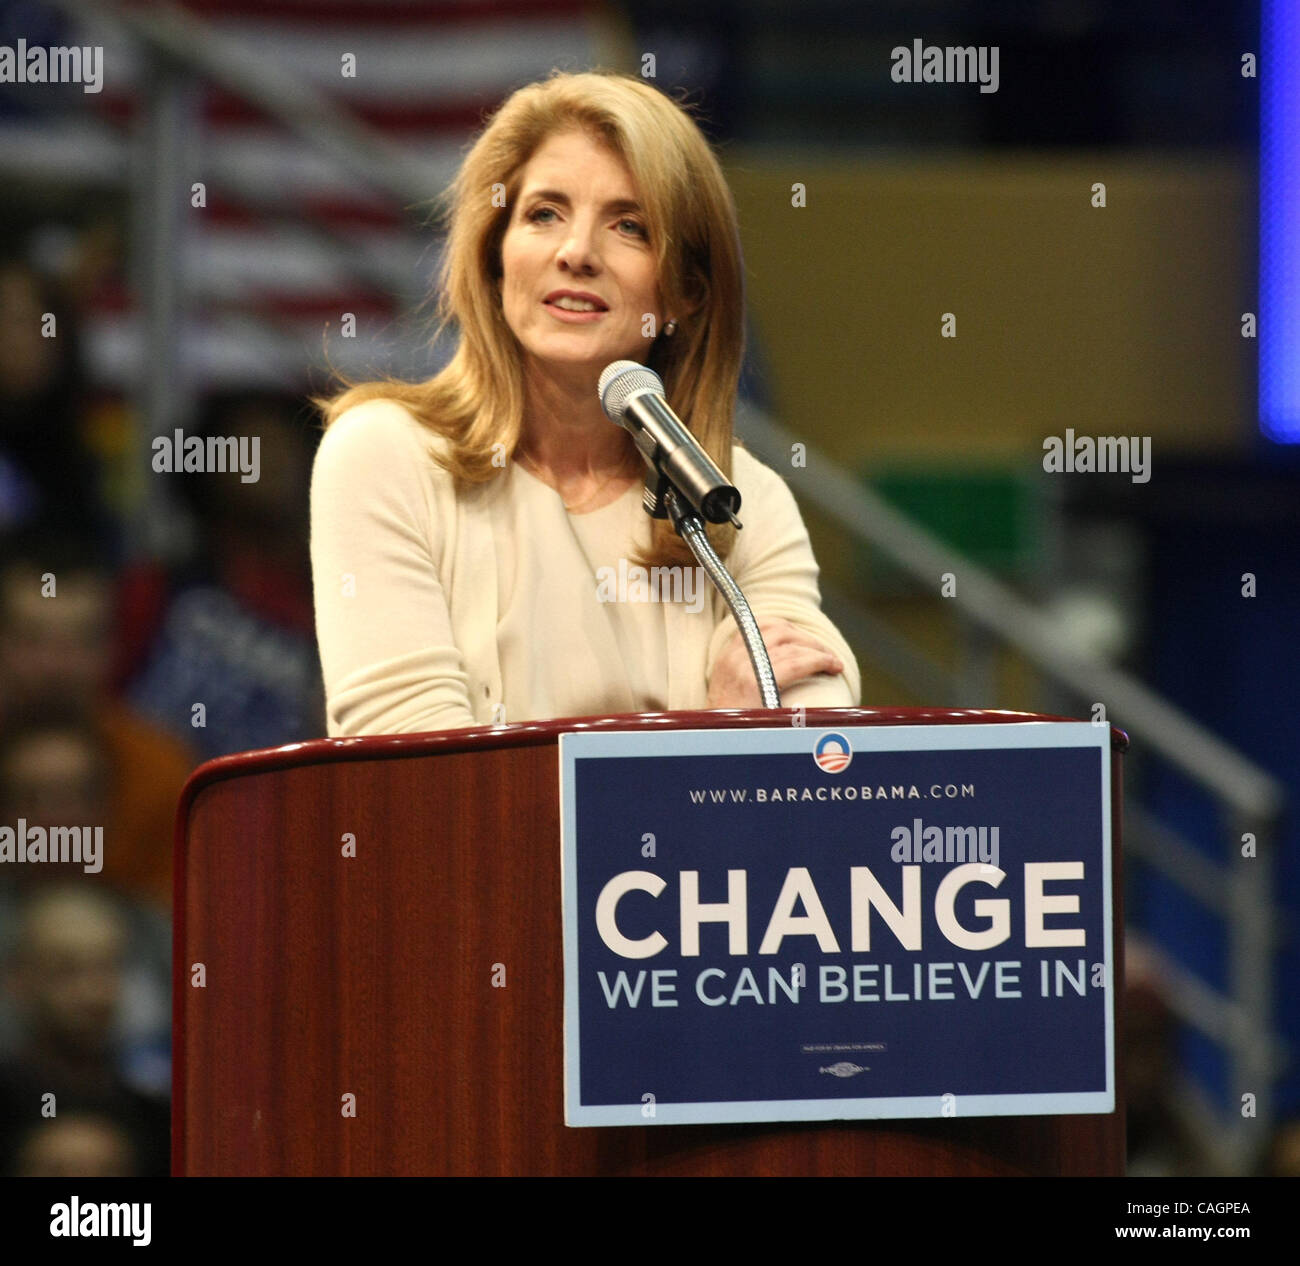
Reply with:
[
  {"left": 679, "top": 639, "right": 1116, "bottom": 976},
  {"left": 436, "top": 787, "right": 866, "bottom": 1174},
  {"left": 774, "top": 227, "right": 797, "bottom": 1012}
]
[{"left": 560, "top": 722, "right": 1114, "bottom": 1127}]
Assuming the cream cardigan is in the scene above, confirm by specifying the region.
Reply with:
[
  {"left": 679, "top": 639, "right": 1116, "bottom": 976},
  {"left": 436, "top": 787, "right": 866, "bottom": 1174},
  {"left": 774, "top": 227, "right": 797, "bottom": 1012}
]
[{"left": 310, "top": 398, "right": 861, "bottom": 735}]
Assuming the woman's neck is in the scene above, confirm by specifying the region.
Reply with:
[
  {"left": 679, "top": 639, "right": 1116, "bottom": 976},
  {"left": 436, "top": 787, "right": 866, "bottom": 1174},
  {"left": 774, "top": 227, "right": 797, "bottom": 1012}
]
[{"left": 518, "top": 361, "right": 633, "bottom": 477}]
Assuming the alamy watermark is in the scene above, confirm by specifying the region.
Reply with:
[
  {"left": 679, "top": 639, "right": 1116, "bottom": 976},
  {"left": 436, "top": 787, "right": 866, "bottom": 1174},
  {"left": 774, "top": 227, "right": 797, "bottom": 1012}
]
[
  {"left": 890, "top": 818, "right": 1000, "bottom": 871},
  {"left": 0, "top": 40, "right": 103, "bottom": 94},
  {"left": 50, "top": 1198, "right": 150, "bottom": 1246},
  {"left": 891, "top": 39, "right": 999, "bottom": 94},
  {"left": 596, "top": 559, "right": 707, "bottom": 614},
  {"left": 1043, "top": 429, "right": 1151, "bottom": 483},
  {"left": 0, "top": 820, "right": 101, "bottom": 874},
  {"left": 152, "top": 429, "right": 261, "bottom": 482}
]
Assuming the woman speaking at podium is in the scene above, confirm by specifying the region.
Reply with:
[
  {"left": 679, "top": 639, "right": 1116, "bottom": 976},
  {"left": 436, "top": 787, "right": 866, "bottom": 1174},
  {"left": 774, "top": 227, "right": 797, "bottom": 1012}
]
[{"left": 310, "top": 70, "right": 860, "bottom": 735}]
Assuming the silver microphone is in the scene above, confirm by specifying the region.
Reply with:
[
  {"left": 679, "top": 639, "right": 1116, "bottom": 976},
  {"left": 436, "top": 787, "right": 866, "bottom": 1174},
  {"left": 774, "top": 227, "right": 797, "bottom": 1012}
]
[{"left": 597, "top": 361, "right": 741, "bottom": 525}]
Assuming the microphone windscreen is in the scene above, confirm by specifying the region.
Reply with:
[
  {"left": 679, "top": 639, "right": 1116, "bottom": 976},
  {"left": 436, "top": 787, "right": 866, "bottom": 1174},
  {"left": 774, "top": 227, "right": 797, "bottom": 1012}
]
[{"left": 598, "top": 361, "right": 664, "bottom": 423}]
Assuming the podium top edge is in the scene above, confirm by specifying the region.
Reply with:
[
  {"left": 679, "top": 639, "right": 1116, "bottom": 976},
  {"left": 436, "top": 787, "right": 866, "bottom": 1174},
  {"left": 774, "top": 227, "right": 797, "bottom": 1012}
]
[{"left": 178, "top": 707, "right": 1128, "bottom": 803}]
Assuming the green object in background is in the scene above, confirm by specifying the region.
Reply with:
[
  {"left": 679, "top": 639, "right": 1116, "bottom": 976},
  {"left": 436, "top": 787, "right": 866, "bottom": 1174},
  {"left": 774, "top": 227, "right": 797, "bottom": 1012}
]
[{"left": 863, "top": 463, "right": 1048, "bottom": 588}]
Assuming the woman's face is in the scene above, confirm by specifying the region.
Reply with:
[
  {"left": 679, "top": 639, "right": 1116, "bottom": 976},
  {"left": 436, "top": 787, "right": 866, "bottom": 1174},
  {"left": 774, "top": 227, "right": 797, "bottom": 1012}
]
[{"left": 499, "top": 129, "right": 663, "bottom": 388}]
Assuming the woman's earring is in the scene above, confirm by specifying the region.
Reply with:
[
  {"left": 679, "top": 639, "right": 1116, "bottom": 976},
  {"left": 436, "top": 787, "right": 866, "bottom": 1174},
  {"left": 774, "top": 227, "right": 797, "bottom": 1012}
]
[{"left": 663, "top": 318, "right": 678, "bottom": 336}]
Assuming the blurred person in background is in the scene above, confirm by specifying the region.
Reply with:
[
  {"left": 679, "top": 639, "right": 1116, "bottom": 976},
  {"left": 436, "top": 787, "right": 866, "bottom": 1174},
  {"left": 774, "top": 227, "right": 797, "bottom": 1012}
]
[
  {"left": 0, "top": 525, "right": 196, "bottom": 910},
  {"left": 119, "top": 390, "right": 325, "bottom": 758},
  {"left": 8, "top": 1109, "right": 141, "bottom": 1177},
  {"left": 0, "top": 717, "right": 170, "bottom": 1099},
  {"left": 1267, "top": 1116, "right": 1300, "bottom": 1177},
  {"left": 0, "top": 883, "right": 168, "bottom": 1177},
  {"left": 0, "top": 713, "right": 109, "bottom": 841},
  {"left": 0, "top": 256, "right": 108, "bottom": 543}
]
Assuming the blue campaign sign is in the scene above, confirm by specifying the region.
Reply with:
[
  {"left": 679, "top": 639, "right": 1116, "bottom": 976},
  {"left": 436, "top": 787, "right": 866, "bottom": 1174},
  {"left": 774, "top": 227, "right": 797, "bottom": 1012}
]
[{"left": 559, "top": 722, "right": 1115, "bottom": 1127}]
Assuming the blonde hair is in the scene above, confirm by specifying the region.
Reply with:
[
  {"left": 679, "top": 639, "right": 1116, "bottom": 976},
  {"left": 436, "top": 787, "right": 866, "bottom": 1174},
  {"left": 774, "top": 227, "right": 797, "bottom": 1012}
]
[{"left": 318, "top": 68, "right": 745, "bottom": 566}]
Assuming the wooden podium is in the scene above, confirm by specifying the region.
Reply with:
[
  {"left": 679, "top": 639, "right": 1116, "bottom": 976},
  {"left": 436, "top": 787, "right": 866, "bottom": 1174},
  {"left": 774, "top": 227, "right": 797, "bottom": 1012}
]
[{"left": 173, "top": 707, "right": 1127, "bottom": 1175}]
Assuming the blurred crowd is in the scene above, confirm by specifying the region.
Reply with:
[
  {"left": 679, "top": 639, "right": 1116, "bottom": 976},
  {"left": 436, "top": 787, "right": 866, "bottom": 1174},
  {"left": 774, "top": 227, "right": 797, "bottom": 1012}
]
[{"left": 0, "top": 235, "right": 324, "bottom": 1175}]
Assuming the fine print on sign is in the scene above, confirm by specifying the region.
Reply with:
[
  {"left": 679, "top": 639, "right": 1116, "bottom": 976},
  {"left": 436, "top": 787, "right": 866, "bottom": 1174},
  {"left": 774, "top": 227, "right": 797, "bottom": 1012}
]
[{"left": 559, "top": 723, "right": 1115, "bottom": 1127}]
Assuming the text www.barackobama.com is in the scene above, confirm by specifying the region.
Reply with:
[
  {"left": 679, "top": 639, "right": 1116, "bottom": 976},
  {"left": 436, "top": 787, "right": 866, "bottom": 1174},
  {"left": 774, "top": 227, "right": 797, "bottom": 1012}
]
[{"left": 689, "top": 783, "right": 975, "bottom": 804}]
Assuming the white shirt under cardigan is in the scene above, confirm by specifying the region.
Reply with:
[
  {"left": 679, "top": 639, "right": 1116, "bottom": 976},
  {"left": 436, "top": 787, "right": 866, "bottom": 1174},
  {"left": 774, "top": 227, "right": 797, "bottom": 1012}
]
[{"left": 310, "top": 398, "right": 861, "bottom": 736}]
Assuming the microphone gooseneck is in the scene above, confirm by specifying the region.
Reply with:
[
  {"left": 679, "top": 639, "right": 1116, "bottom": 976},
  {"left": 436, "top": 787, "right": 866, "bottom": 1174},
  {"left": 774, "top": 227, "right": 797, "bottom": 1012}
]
[{"left": 597, "top": 360, "right": 778, "bottom": 707}]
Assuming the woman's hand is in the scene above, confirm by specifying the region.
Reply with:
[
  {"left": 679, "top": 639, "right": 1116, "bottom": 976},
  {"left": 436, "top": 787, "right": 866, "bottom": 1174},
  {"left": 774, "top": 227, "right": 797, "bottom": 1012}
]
[{"left": 706, "top": 618, "right": 845, "bottom": 708}]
